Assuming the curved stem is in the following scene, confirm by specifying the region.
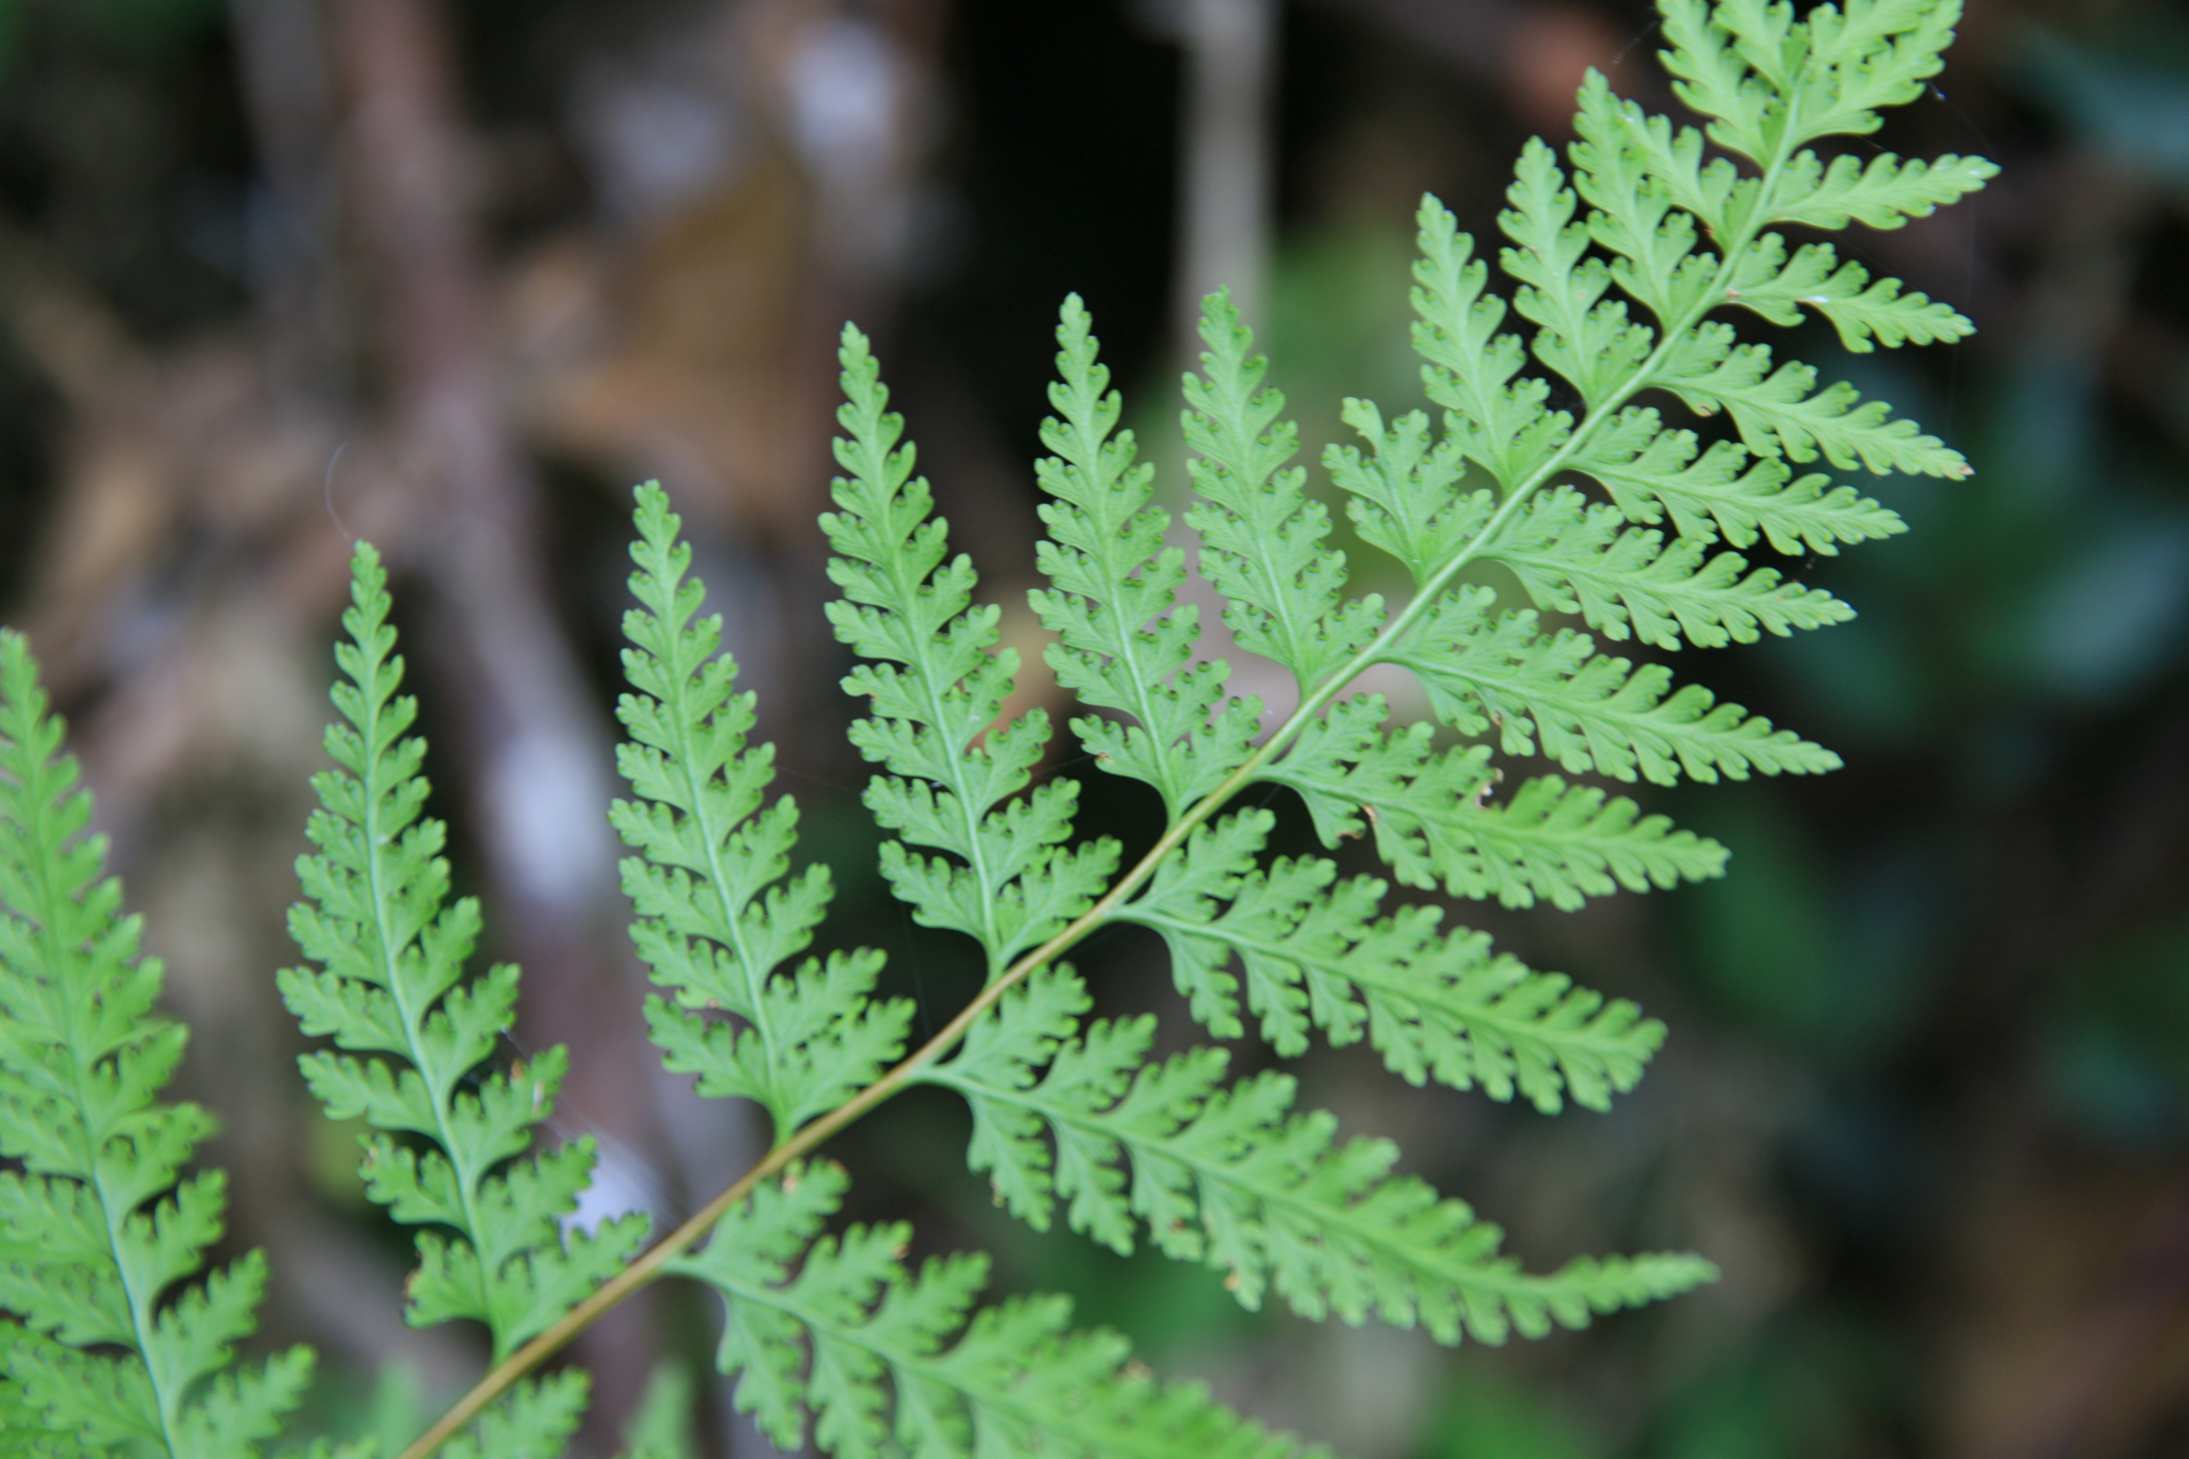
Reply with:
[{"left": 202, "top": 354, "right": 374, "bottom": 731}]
[{"left": 400, "top": 114, "right": 1802, "bottom": 1459}]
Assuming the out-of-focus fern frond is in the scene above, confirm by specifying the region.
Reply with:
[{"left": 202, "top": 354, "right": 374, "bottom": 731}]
[{"left": 0, "top": 632, "right": 313, "bottom": 1459}]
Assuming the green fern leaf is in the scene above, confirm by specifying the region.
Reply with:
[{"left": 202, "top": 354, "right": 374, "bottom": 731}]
[
  {"left": 827, "top": 327, "right": 1121, "bottom": 973},
  {"left": 279, "top": 547, "right": 647, "bottom": 1361},
  {"left": 1184, "top": 290, "right": 1383, "bottom": 690},
  {"left": 92, "top": 9, "right": 1984, "bottom": 1454},
  {"left": 1323, "top": 399, "right": 1496, "bottom": 589},
  {"left": 1731, "top": 235, "right": 1974, "bottom": 352},
  {"left": 1773, "top": 148, "right": 1998, "bottom": 231},
  {"left": 1657, "top": 323, "right": 1970, "bottom": 478},
  {"left": 1792, "top": 0, "right": 1961, "bottom": 140},
  {"left": 1392, "top": 587, "right": 1838, "bottom": 785},
  {"left": 1576, "top": 407, "right": 1906, "bottom": 555},
  {"left": 615, "top": 482, "right": 911, "bottom": 1137},
  {"left": 0, "top": 630, "right": 313, "bottom": 1459},
  {"left": 1267, "top": 694, "right": 1728, "bottom": 910},
  {"left": 1572, "top": 70, "right": 1755, "bottom": 245},
  {"left": 1487, "top": 483, "right": 1853, "bottom": 648},
  {"left": 1658, "top": 0, "right": 1779, "bottom": 161},
  {"left": 1123, "top": 815, "right": 1664, "bottom": 1109},
  {"left": 0, "top": 1335, "right": 96, "bottom": 1459},
  {"left": 438, "top": 1374, "right": 588, "bottom": 1459},
  {"left": 927, "top": 965, "right": 1707, "bottom": 1336},
  {"left": 1502, "top": 138, "right": 1656, "bottom": 405},
  {"left": 674, "top": 1161, "right": 1325, "bottom": 1459},
  {"left": 1409, "top": 196, "right": 1571, "bottom": 490},
  {"left": 1031, "top": 295, "right": 1261, "bottom": 814}
]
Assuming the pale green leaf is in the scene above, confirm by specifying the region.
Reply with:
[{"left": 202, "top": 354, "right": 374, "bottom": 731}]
[
  {"left": 1031, "top": 294, "right": 1260, "bottom": 813},
  {"left": 828, "top": 328, "right": 1119, "bottom": 973},
  {"left": 617, "top": 482, "right": 911, "bottom": 1137},
  {"left": 1184, "top": 290, "right": 1383, "bottom": 690},
  {"left": 1392, "top": 588, "right": 1841, "bottom": 785},
  {"left": 674, "top": 1163, "right": 1325, "bottom": 1459},
  {"left": 927, "top": 966, "right": 1708, "bottom": 1334},
  {"left": 0, "top": 631, "right": 310, "bottom": 1459},
  {"left": 1269, "top": 695, "right": 1729, "bottom": 910},
  {"left": 280, "top": 547, "right": 645, "bottom": 1362}
]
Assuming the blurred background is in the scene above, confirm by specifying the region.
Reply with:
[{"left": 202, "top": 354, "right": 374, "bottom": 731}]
[{"left": 2, "top": 0, "right": 2186, "bottom": 1455}]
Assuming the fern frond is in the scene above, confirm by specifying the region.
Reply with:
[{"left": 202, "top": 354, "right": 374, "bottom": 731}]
[
  {"left": 1772, "top": 148, "right": 1997, "bottom": 231},
  {"left": 1184, "top": 291, "right": 1383, "bottom": 691},
  {"left": 1576, "top": 407, "right": 1906, "bottom": 555},
  {"left": 926, "top": 965, "right": 1708, "bottom": 1337},
  {"left": 0, "top": 630, "right": 313, "bottom": 1458},
  {"left": 1487, "top": 483, "right": 1852, "bottom": 648},
  {"left": 1731, "top": 235, "right": 1973, "bottom": 352},
  {"left": 1657, "top": 322, "right": 1969, "bottom": 478},
  {"left": 674, "top": 1161, "right": 1325, "bottom": 1459},
  {"left": 827, "top": 327, "right": 1121, "bottom": 973},
  {"left": 1116, "top": 811, "right": 1664, "bottom": 1110},
  {"left": 1031, "top": 295, "right": 1261, "bottom": 814},
  {"left": 436, "top": 1374, "right": 588, "bottom": 1459},
  {"left": 615, "top": 483, "right": 911, "bottom": 1138},
  {"left": 1407, "top": 196, "right": 1570, "bottom": 491},
  {"left": 1267, "top": 694, "right": 1728, "bottom": 910},
  {"left": 1392, "top": 587, "right": 1838, "bottom": 785},
  {"left": 1166, "top": 0, "right": 1977, "bottom": 1139},
  {"left": 279, "top": 547, "right": 647, "bottom": 1361}
]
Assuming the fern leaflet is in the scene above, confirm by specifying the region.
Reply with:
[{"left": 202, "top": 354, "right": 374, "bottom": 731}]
[
  {"left": 826, "top": 329, "right": 1123, "bottom": 975},
  {"left": 1031, "top": 295, "right": 1261, "bottom": 814},
  {"left": 1183, "top": 293, "right": 1384, "bottom": 692},
  {"left": 924, "top": 963, "right": 1708, "bottom": 1335},
  {"left": 0, "top": 631, "right": 312, "bottom": 1458},
  {"left": 675, "top": 1160, "right": 1323, "bottom": 1459},
  {"left": 615, "top": 483, "right": 912, "bottom": 1139},
  {"left": 278, "top": 549, "right": 649, "bottom": 1392}
]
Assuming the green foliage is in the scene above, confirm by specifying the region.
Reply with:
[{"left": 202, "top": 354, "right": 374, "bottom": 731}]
[
  {"left": 1030, "top": 295, "right": 1261, "bottom": 815},
  {"left": 1269, "top": 694, "right": 1731, "bottom": 910},
  {"left": 0, "top": 631, "right": 311, "bottom": 1459},
  {"left": 1182, "top": 293, "right": 1384, "bottom": 692},
  {"left": 0, "top": 5, "right": 1992, "bottom": 1457},
  {"left": 1120, "top": 812, "right": 1667, "bottom": 1108},
  {"left": 822, "top": 0, "right": 1985, "bottom": 1438},
  {"left": 673, "top": 1160, "right": 1324, "bottom": 1459},
  {"left": 923, "top": 963, "right": 1709, "bottom": 1333},
  {"left": 272, "top": 549, "right": 648, "bottom": 1457},
  {"left": 827, "top": 331, "right": 1123, "bottom": 975},
  {"left": 615, "top": 483, "right": 912, "bottom": 1139}
]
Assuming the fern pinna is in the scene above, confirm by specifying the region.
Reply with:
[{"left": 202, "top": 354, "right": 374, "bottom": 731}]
[
  {"left": 0, "top": 4, "right": 1992, "bottom": 1456},
  {"left": 0, "top": 632, "right": 311, "bottom": 1459}
]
